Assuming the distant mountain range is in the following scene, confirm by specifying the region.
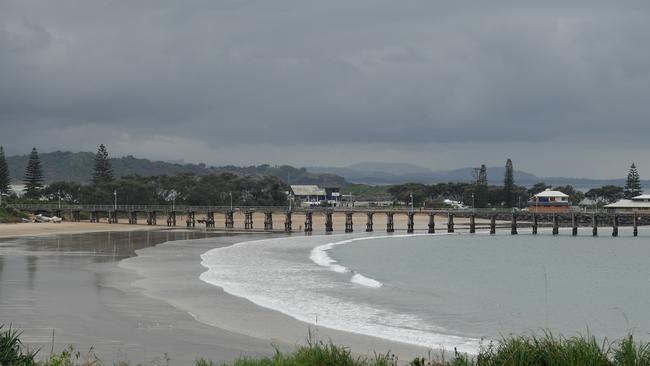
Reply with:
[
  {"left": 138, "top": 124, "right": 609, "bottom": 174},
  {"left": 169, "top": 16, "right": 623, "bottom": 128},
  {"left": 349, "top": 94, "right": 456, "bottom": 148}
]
[
  {"left": 5, "top": 151, "right": 347, "bottom": 187},
  {"left": 5, "top": 152, "right": 645, "bottom": 191},
  {"left": 309, "top": 162, "right": 648, "bottom": 190}
]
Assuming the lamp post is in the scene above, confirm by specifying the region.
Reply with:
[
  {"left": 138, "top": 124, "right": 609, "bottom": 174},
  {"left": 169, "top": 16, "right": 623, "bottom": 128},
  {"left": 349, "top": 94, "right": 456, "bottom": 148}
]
[
  {"left": 229, "top": 191, "right": 233, "bottom": 211},
  {"left": 113, "top": 189, "right": 117, "bottom": 210},
  {"left": 472, "top": 193, "right": 475, "bottom": 213},
  {"left": 409, "top": 192, "right": 414, "bottom": 212},
  {"left": 58, "top": 190, "right": 61, "bottom": 209}
]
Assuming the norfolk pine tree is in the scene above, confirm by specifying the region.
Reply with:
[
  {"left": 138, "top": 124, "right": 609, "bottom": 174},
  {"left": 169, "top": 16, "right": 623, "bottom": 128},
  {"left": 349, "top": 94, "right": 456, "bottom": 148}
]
[
  {"left": 23, "top": 147, "right": 44, "bottom": 199},
  {"left": 503, "top": 158, "right": 515, "bottom": 207},
  {"left": 92, "top": 144, "right": 114, "bottom": 184},
  {"left": 624, "top": 163, "right": 642, "bottom": 199},
  {"left": 473, "top": 164, "right": 489, "bottom": 208},
  {"left": 0, "top": 146, "right": 10, "bottom": 194}
]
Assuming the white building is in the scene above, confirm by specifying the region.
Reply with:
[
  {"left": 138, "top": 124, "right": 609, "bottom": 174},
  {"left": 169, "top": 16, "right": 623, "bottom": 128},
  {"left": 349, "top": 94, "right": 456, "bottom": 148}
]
[
  {"left": 604, "top": 194, "right": 650, "bottom": 212},
  {"left": 528, "top": 189, "right": 570, "bottom": 213},
  {"left": 290, "top": 185, "right": 327, "bottom": 206}
]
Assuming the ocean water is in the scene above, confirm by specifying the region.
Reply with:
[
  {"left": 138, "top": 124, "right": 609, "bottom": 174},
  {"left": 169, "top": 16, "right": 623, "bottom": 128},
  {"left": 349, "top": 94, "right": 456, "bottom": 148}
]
[{"left": 200, "top": 229, "right": 650, "bottom": 352}]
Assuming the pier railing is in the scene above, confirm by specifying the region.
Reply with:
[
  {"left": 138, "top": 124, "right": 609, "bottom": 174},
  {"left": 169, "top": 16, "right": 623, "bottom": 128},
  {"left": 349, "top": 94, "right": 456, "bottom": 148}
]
[{"left": 7, "top": 203, "right": 608, "bottom": 215}]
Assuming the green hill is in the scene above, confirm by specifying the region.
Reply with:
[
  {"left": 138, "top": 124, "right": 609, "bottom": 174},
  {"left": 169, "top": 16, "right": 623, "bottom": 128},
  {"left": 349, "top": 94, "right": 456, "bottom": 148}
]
[{"left": 6, "top": 151, "right": 347, "bottom": 186}]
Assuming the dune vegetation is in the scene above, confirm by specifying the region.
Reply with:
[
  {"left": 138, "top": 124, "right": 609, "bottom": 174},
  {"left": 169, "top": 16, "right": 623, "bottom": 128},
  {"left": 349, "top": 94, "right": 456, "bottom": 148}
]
[{"left": 3, "top": 324, "right": 650, "bottom": 366}]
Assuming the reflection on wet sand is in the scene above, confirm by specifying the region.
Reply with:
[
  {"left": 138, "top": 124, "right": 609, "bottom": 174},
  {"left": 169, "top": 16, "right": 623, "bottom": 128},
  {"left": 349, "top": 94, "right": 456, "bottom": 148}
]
[{"left": 0, "top": 229, "right": 252, "bottom": 364}]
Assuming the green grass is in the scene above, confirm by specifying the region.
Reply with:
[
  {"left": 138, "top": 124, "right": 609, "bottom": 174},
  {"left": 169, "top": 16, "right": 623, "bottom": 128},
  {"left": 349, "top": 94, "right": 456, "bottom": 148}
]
[
  {"left": 4, "top": 325, "right": 650, "bottom": 366},
  {"left": 0, "top": 325, "right": 38, "bottom": 365},
  {"left": 340, "top": 184, "right": 392, "bottom": 201},
  {"left": 0, "top": 206, "right": 29, "bottom": 223}
]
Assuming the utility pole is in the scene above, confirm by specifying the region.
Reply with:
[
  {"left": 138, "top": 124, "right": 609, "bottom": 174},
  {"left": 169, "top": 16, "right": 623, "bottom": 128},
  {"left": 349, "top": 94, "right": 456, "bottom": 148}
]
[
  {"left": 472, "top": 193, "right": 475, "bottom": 213},
  {"left": 410, "top": 192, "right": 414, "bottom": 212},
  {"left": 58, "top": 190, "right": 61, "bottom": 209},
  {"left": 113, "top": 189, "right": 117, "bottom": 210},
  {"left": 229, "top": 191, "right": 233, "bottom": 211}
]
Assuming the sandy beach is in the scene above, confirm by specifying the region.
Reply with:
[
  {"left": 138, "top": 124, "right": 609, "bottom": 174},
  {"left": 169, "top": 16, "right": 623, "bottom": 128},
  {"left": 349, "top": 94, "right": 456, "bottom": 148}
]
[
  {"left": 0, "top": 221, "right": 162, "bottom": 239},
  {"left": 0, "top": 228, "right": 435, "bottom": 365}
]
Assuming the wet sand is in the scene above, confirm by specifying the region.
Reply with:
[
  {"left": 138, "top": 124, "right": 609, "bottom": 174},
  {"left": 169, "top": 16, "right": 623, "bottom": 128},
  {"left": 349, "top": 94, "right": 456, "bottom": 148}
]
[
  {"left": 0, "top": 229, "right": 432, "bottom": 365},
  {"left": 0, "top": 221, "right": 161, "bottom": 239}
]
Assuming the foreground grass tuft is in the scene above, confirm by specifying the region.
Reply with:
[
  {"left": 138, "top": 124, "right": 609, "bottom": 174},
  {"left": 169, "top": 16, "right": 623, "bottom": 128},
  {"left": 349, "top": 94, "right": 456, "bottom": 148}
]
[
  {"left": 0, "top": 325, "right": 38, "bottom": 366},
  {"left": 4, "top": 324, "right": 650, "bottom": 366}
]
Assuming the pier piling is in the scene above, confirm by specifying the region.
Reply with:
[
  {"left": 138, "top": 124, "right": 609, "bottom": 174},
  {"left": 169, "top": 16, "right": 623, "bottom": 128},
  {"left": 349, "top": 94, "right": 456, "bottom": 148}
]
[
  {"left": 592, "top": 214, "right": 598, "bottom": 236},
  {"left": 490, "top": 215, "right": 496, "bottom": 235},
  {"left": 207, "top": 211, "right": 215, "bottom": 228},
  {"left": 167, "top": 211, "right": 176, "bottom": 227},
  {"left": 552, "top": 215, "right": 559, "bottom": 235},
  {"left": 147, "top": 211, "right": 157, "bottom": 226},
  {"left": 225, "top": 211, "right": 234, "bottom": 229},
  {"left": 633, "top": 214, "right": 638, "bottom": 237},
  {"left": 447, "top": 213, "right": 454, "bottom": 233},
  {"left": 284, "top": 211, "right": 292, "bottom": 232},
  {"left": 345, "top": 212, "right": 353, "bottom": 233},
  {"left": 366, "top": 212, "right": 374, "bottom": 232},
  {"left": 572, "top": 214, "right": 578, "bottom": 236},
  {"left": 428, "top": 213, "right": 435, "bottom": 234},
  {"left": 129, "top": 211, "right": 137, "bottom": 225},
  {"left": 612, "top": 215, "right": 618, "bottom": 237},
  {"left": 532, "top": 214, "right": 538, "bottom": 235},
  {"left": 511, "top": 213, "right": 518, "bottom": 235},
  {"left": 304, "top": 211, "right": 313, "bottom": 233},
  {"left": 469, "top": 214, "right": 475, "bottom": 234},
  {"left": 325, "top": 211, "right": 333, "bottom": 233},
  {"left": 386, "top": 212, "right": 394, "bottom": 233},
  {"left": 407, "top": 212, "right": 414, "bottom": 233},
  {"left": 244, "top": 211, "right": 253, "bottom": 230},
  {"left": 264, "top": 212, "right": 273, "bottom": 231}
]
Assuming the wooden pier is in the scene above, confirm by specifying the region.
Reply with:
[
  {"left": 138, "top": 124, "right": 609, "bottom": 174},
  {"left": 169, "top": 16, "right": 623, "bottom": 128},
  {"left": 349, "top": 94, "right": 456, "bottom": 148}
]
[{"left": 8, "top": 203, "right": 649, "bottom": 237}]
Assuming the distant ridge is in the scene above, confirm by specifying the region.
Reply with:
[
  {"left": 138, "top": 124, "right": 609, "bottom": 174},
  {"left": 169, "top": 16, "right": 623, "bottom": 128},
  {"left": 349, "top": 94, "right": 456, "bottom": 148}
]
[
  {"left": 5, "top": 153, "right": 645, "bottom": 190},
  {"left": 5, "top": 151, "right": 347, "bottom": 187},
  {"left": 309, "top": 162, "right": 647, "bottom": 190}
]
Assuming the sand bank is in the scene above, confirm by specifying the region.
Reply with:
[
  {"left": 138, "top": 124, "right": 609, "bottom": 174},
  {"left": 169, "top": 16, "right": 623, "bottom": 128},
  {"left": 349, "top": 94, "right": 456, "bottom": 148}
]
[
  {"left": 0, "top": 221, "right": 163, "bottom": 239},
  {"left": 0, "top": 230, "right": 433, "bottom": 365}
]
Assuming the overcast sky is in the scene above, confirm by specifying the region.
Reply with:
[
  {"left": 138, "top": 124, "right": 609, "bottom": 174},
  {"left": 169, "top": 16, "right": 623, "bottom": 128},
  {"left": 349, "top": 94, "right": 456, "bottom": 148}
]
[{"left": 1, "top": 1, "right": 649, "bottom": 178}]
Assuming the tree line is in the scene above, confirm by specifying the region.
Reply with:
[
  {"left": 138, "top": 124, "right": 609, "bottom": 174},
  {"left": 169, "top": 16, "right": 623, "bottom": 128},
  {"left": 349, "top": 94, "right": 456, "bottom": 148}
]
[
  {"left": 386, "top": 160, "right": 643, "bottom": 209},
  {"left": 0, "top": 147, "right": 644, "bottom": 208},
  {"left": 0, "top": 145, "right": 290, "bottom": 206}
]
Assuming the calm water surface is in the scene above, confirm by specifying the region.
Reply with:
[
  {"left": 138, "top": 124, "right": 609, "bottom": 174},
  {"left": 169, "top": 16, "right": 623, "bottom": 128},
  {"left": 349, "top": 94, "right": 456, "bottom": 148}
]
[{"left": 329, "top": 229, "right": 650, "bottom": 341}]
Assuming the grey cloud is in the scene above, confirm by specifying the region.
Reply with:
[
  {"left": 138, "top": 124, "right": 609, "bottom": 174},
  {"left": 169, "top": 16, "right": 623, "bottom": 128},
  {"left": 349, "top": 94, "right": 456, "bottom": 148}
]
[{"left": 1, "top": 1, "right": 649, "bottom": 177}]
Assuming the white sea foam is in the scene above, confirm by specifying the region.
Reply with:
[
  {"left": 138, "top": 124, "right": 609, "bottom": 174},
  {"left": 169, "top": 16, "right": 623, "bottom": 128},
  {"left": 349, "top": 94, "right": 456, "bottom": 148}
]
[
  {"left": 350, "top": 273, "right": 383, "bottom": 288},
  {"left": 310, "top": 234, "right": 442, "bottom": 288},
  {"left": 199, "top": 234, "right": 480, "bottom": 353}
]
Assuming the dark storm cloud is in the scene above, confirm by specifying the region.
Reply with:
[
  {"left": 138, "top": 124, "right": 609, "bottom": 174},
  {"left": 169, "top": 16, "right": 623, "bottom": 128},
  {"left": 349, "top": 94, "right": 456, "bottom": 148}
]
[{"left": 1, "top": 1, "right": 650, "bottom": 176}]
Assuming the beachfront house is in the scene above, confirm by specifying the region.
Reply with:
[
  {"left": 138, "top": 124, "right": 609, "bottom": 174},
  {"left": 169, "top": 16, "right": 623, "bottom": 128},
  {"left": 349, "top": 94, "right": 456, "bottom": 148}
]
[
  {"left": 528, "top": 189, "right": 570, "bottom": 213},
  {"left": 603, "top": 194, "right": 650, "bottom": 212},
  {"left": 290, "top": 185, "right": 327, "bottom": 206}
]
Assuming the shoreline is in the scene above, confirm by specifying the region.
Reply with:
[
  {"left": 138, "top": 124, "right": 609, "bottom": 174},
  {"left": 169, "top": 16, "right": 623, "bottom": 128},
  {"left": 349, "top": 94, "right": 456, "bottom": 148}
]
[
  {"left": 118, "top": 232, "right": 437, "bottom": 359},
  {"left": 0, "top": 228, "right": 433, "bottom": 364},
  {"left": 5, "top": 224, "right": 639, "bottom": 364},
  {"left": 197, "top": 232, "right": 479, "bottom": 354},
  {"left": 0, "top": 221, "right": 167, "bottom": 239}
]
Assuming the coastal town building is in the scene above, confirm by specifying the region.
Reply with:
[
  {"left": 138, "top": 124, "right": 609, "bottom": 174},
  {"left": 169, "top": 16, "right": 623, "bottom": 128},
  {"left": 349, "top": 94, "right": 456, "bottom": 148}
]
[
  {"left": 604, "top": 194, "right": 650, "bottom": 212},
  {"left": 528, "top": 189, "right": 570, "bottom": 213},
  {"left": 290, "top": 185, "right": 327, "bottom": 206}
]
